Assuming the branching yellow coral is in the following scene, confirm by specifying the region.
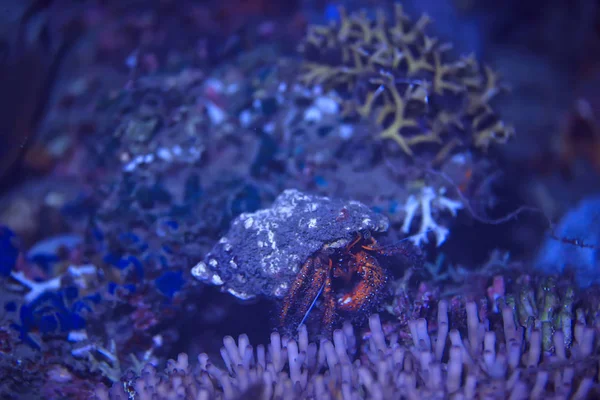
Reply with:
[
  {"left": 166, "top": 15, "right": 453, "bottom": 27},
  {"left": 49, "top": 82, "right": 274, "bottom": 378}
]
[{"left": 298, "top": 5, "right": 514, "bottom": 159}]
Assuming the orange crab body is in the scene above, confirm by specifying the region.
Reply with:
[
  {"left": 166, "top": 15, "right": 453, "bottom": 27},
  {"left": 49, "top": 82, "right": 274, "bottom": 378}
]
[{"left": 279, "top": 234, "right": 408, "bottom": 331}]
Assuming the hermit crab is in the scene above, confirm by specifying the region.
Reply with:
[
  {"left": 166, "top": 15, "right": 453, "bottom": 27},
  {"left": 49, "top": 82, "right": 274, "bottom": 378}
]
[
  {"left": 278, "top": 231, "right": 415, "bottom": 330},
  {"left": 191, "top": 189, "right": 418, "bottom": 331}
]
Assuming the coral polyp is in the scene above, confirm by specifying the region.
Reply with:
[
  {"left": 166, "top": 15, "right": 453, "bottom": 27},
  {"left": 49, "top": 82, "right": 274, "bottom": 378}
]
[{"left": 95, "top": 300, "right": 598, "bottom": 400}]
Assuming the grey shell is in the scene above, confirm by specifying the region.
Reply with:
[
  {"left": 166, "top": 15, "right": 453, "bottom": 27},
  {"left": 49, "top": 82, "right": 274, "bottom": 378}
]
[{"left": 191, "top": 189, "right": 389, "bottom": 300}]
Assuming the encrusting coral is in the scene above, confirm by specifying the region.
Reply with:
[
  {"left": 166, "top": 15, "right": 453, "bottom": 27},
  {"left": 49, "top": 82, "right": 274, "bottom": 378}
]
[
  {"left": 94, "top": 299, "right": 598, "bottom": 400},
  {"left": 298, "top": 5, "right": 514, "bottom": 159}
]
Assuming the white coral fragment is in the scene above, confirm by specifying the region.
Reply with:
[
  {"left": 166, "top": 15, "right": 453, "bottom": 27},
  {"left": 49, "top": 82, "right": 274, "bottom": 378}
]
[
  {"left": 10, "top": 271, "right": 62, "bottom": 303},
  {"left": 401, "top": 186, "right": 463, "bottom": 246}
]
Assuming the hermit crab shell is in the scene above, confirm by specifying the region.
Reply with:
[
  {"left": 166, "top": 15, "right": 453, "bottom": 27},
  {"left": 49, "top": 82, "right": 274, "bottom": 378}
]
[{"left": 191, "top": 189, "right": 389, "bottom": 300}]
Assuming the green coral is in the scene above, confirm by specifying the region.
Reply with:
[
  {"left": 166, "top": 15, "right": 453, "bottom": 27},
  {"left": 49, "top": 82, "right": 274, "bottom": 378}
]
[
  {"left": 506, "top": 275, "right": 587, "bottom": 353},
  {"left": 298, "top": 5, "right": 514, "bottom": 159}
]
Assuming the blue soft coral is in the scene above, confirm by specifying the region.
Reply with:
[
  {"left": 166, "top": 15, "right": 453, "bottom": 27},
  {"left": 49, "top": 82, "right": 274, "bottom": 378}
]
[{"left": 535, "top": 195, "right": 600, "bottom": 287}]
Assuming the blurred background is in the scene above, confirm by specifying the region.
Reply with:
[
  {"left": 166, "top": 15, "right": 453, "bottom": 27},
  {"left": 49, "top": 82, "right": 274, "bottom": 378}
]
[
  {"left": 3, "top": 0, "right": 600, "bottom": 242},
  {"left": 1, "top": 0, "right": 600, "bottom": 398}
]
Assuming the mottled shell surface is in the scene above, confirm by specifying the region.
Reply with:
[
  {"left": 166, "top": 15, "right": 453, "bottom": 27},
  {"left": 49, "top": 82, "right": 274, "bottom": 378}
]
[{"left": 191, "top": 189, "right": 389, "bottom": 300}]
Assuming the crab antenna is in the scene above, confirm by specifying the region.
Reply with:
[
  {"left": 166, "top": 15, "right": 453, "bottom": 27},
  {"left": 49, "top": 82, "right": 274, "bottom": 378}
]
[
  {"left": 298, "top": 279, "right": 326, "bottom": 331},
  {"left": 378, "top": 228, "right": 437, "bottom": 250}
]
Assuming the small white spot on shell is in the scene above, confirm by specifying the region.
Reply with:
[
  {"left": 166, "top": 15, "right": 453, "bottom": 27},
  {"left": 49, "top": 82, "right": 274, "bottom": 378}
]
[
  {"left": 308, "top": 218, "right": 317, "bottom": 228},
  {"left": 210, "top": 274, "right": 224, "bottom": 285},
  {"left": 244, "top": 218, "right": 254, "bottom": 229},
  {"left": 274, "top": 282, "right": 289, "bottom": 297},
  {"left": 267, "top": 230, "right": 276, "bottom": 250},
  {"left": 209, "top": 258, "right": 218, "bottom": 267},
  {"left": 191, "top": 261, "right": 208, "bottom": 279}
]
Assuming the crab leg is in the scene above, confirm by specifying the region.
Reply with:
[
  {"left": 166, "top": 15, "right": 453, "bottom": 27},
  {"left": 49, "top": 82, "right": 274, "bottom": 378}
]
[
  {"left": 321, "top": 274, "right": 337, "bottom": 329},
  {"left": 337, "top": 251, "right": 387, "bottom": 312},
  {"left": 279, "top": 256, "right": 331, "bottom": 327},
  {"left": 363, "top": 236, "right": 416, "bottom": 259}
]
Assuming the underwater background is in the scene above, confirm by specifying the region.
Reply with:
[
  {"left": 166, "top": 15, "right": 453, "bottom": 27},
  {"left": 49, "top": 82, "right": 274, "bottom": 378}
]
[{"left": 1, "top": 0, "right": 600, "bottom": 398}]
